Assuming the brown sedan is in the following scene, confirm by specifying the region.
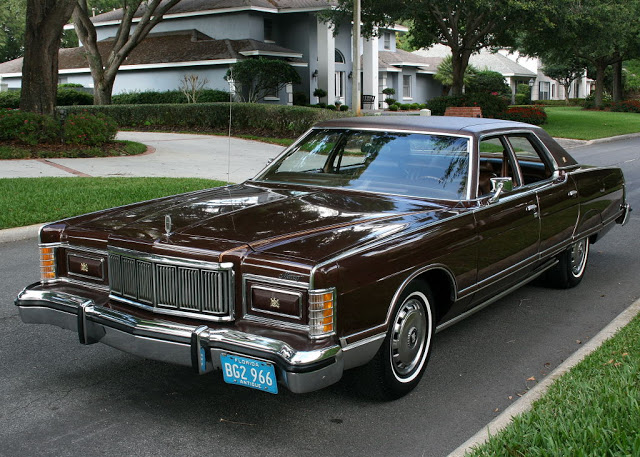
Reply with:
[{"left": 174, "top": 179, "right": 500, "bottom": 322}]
[{"left": 15, "top": 116, "right": 631, "bottom": 398}]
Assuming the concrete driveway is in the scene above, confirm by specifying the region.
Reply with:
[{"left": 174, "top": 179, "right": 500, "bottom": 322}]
[{"left": 1, "top": 132, "right": 286, "bottom": 183}]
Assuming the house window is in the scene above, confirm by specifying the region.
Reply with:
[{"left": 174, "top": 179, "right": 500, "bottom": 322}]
[
  {"left": 383, "top": 32, "right": 391, "bottom": 50},
  {"left": 264, "top": 19, "right": 274, "bottom": 42},
  {"left": 335, "top": 71, "right": 345, "bottom": 100},
  {"left": 539, "top": 81, "right": 550, "bottom": 100},
  {"left": 265, "top": 85, "right": 279, "bottom": 100},
  {"left": 335, "top": 49, "right": 345, "bottom": 64},
  {"left": 403, "top": 75, "right": 412, "bottom": 99}
]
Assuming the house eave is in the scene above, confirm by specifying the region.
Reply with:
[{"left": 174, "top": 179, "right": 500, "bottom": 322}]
[{"left": 65, "top": 5, "right": 328, "bottom": 30}]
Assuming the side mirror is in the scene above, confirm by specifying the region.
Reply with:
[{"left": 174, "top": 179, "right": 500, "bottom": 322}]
[{"left": 488, "top": 177, "right": 513, "bottom": 203}]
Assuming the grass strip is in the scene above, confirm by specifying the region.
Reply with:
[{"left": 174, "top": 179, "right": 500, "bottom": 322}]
[
  {"left": 543, "top": 107, "right": 640, "bottom": 140},
  {"left": 466, "top": 314, "right": 640, "bottom": 456},
  {"left": 0, "top": 177, "right": 222, "bottom": 229}
]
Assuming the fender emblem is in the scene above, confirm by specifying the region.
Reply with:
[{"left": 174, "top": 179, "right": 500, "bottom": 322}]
[{"left": 269, "top": 297, "right": 280, "bottom": 309}]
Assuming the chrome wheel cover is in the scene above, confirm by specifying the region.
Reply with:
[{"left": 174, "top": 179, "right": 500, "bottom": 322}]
[
  {"left": 390, "top": 292, "right": 431, "bottom": 382},
  {"left": 570, "top": 238, "right": 589, "bottom": 278}
]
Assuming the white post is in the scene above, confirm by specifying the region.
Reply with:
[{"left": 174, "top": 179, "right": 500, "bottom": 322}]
[
  {"left": 317, "top": 18, "right": 335, "bottom": 106},
  {"left": 351, "top": 0, "right": 361, "bottom": 115},
  {"left": 362, "top": 33, "right": 378, "bottom": 110}
]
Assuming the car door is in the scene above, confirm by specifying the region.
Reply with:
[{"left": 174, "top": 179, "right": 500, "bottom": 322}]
[
  {"left": 471, "top": 135, "right": 540, "bottom": 305},
  {"left": 504, "top": 133, "right": 579, "bottom": 258}
]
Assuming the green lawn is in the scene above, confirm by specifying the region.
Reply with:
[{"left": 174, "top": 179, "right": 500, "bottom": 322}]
[
  {"left": 0, "top": 177, "right": 223, "bottom": 229},
  {"left": 543, "top": 107, "right": 640, "bottom": 140},
  {"left": 466, "top": 314, "right": 640, "bottom": 457}
]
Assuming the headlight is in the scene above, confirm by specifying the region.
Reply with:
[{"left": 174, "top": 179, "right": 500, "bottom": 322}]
[{"left": 308, "top": 288, "right": 336, "bottom": 338}]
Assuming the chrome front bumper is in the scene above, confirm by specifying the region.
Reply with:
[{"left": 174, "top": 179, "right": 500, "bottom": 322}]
[{"left": 15, "top": 285, "right": 344, "bottom": 394}]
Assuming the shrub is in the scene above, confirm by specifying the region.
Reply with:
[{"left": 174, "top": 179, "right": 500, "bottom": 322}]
[
  {"left": 0, "top": 91, "right": 20, "bottom": 109},
  {"left": 499, "top": 106, "right": 547, "bottom": 125},
  {"left": 384, "top": 97, "right": 396, "bottom": 106},
  {"left": 112, "top": 89, "right": 229, "bottom": 105},
  {"left": 340, "top": 105, "right": 349, "bottom": 111},
  {"left": 57, "top": 88, "right": 93, "bottom": 106},
  {"left": 58, "top": 83, "right": 84, "bottom": 88},
  {"left": 389, "top": 104, "right": 399, "bottom": 111},
  {"left": 63, "top": 112, "right": 118, "bottom": 145},
  {"left": 59, "top": 103, "right": 349, "bottom": 138},
  {"left": 611, "top": 99, "right": 640, "bottom": 113},
  {"left": 466, "top": 70, "right": 511, "bottom": 96},
  {"left": 326, "top": 104, "right": 336, "bottom": 110},
  {"left": 426, "top": 93, "right": 509, "bottom": 118},
  {"left": 516, "top": 84, "right": 532, "bottom": 105},
  {"left": 0, "top": 88, "right": 94, "bottom": 109},
  {"left": 382, "top": 88, "right": 396, "bottom": 96},
  {"left": 293, "top": 91, "right": 308, "bottom": 106},
  {"left": 0, "top": 109, "right": 61, "bottom": 145},
  {"left": 313, "top": 88, "right": 327, "bottom": 99}
]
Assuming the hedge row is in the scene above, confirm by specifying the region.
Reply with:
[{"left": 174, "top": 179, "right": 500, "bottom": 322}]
[
  {"left": 425, "top": 93, "right": 510, "bottom": 119},
  {"left": 533, "top": 99, "right": 584, "bottom": 107},
  {"left": 500, "top": 106, "right": 547, "bottom": 125},
  {"left": 58, "top": 103, "right": 350, "bottom": 137},
  {"left": 112, "top": 89, "right": 230, "bottom": 105},
  {"left": 0, "top": 109, "right": 117, "bottom": 146},
  {"left": 0, "top": 89, "right": 93, "bottom": 109}
]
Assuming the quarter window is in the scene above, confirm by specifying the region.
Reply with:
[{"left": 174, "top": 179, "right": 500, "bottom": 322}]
[{"left": 505, "top": 134, "right": 553, "bottom": 184}]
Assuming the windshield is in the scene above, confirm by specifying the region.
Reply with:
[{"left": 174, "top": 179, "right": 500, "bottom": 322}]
[{"left": 256, "top": 129, "right": 470, "bottom": 200}]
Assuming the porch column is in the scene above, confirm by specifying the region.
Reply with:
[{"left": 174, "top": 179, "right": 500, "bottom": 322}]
[
  {"left": 316, "top": 18, "right": 335, "bottom": 105},
  {"left": 362, "top": 35, "right": 378, "bottom": 109}
]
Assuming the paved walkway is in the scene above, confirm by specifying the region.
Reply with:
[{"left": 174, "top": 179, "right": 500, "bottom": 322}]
[{"left": 1, "top": 132, "right": 285, "bottom": 183}]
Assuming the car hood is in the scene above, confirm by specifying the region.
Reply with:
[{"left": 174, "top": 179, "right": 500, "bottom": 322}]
[{"left": 65, "top": 183, "right": 460, "bottom": 262}]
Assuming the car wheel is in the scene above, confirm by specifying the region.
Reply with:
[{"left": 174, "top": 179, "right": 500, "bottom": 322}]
[
  {"left": 366, "top": 281, "right": 435, "bottom": 400},
  {"left": 546, "top": 238, "right": 590, "bottom": 289}
]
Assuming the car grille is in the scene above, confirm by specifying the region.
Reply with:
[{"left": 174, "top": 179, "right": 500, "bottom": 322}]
[{"left": 108, "top": 250, "right": 234, "bottom": 321}]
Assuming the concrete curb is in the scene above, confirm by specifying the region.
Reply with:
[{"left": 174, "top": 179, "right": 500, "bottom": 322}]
[
  {"left": 0, "top": 223, "right": 42, "bottom": 244},
  {"left": 448, "top": 297, "right": 640, "bottom": 457},
  {"left": 555, "top": 132, "right": 640, "bottom": 149}
]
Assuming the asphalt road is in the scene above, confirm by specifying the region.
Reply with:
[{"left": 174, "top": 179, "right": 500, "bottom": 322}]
[{"left": 1, "top": 138, "right": 638, "bottom": 457}]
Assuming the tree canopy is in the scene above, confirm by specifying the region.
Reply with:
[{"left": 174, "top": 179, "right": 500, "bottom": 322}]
[
  {"left": 327, "top": 0, "right": 548, "bottom": 95},
  {"left": 517, "top": 0, "right": 640, "bottom": 106}
]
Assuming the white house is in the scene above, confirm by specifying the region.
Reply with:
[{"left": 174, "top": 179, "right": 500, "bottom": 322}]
[
  {"left": 0, "top": 0, "right": 592, "bottom": 106},
  {"left": 0, "top": 0, "right": 445, "bottom": 109}
]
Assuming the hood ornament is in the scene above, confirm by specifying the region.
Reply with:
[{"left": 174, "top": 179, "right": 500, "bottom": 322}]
[{"left": 164, "top": 214, "right": 172, "bottom": 237}]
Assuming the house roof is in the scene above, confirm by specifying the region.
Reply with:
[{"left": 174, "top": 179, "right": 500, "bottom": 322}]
[
  {"left": 377, "top": 49, "right": 441, "bottom": 74},
  {"left": 0, "top": 30, "right": 306, "bottom": 76},
  {"left": 413, "top": 44, "right": 535, "bottom": 78},
  {"left": 91, "top": 0, "right": 335, "bottom": 24}
]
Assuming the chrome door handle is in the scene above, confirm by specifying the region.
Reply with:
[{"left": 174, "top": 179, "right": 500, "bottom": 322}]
[
  {"left": 568, "top": 190, "right": 578, "bottom": 198},
  {"left": 526, "top": 204, "right": 537, "bottom": 212}
]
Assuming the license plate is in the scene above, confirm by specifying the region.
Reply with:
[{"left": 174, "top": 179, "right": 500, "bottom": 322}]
[{"left": 220, "top": 353, "right": 278, "bottom": 394}]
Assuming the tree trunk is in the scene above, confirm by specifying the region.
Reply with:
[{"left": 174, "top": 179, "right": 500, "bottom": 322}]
[
  {"left": 612, "top": 60, "right": 623, "bottom": 102},
  {"left": 594, "top": 61, "right": 607, "bottom": 108},
  {"left": 20, "top": 0, "right": 77, "bottom": 115},
  {"left": 94, "top": 79, "right": 114, "bottom": 105},
  {"left": 450, "top": 49, "right": 472, "bottom": 96}
]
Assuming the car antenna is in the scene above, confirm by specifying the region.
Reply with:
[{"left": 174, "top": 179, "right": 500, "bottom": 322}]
[{"left": 227, "top": 67, "right": 233, "bottom": 187}]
